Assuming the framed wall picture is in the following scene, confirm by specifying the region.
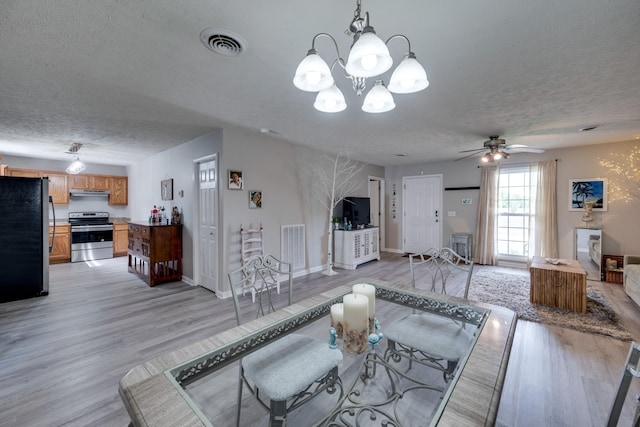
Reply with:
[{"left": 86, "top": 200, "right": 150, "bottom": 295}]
[
  {"left": 161, "top": 178, "right": 173, "bottom": 201},
  {"left": 249, "top": 190, "right": 262, "bottom": 209},
  {"left": 228, "top": 170, "right": 243, "bottom": 190},
  {"left": 569, "top": 178, "right": 607, "bottom": 211}
]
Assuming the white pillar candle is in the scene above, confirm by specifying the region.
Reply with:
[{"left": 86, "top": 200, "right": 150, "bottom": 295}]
[
  {"left": 343, "top": 293, "right": 369, "bottom": 354},
  {"left": 352, "top": 283, "right": 375, "bottom": 324},
  {"left": 330, "top": 303, "right": 344, "bottom": 338}
]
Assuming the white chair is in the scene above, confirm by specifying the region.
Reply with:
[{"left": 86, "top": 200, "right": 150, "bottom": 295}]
[
  {"left": 228, "top": 255, "right": 343, "bottom": 426},
  {"left": 384, "top": 247, "right": 475, "bottom": 382}
]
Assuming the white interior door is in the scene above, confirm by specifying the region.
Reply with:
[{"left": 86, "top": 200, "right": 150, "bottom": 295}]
[
  {"left": 403, "top": 175, "right": 442, "bottom": 254},
  {"left": 199, "top": 159, "right": 218, "bottom": 293}
]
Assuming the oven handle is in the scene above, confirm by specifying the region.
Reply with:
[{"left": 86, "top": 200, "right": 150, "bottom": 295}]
[{"left": 71, "top": 225, "right": 114, "bottom": 232}]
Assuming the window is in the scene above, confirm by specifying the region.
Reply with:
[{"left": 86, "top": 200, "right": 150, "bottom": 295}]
[{"left": 497, "top": 166, "right": 537, "bottom": 259}]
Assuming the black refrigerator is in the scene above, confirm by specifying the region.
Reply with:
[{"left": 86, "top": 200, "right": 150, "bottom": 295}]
[{"left": 0, "top": 176, "right": 53, "bottom": 303}]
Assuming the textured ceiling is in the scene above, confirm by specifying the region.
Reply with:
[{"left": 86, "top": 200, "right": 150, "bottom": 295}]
[{"left": 0, "top": 0, "right": 639, "bottom": 167}]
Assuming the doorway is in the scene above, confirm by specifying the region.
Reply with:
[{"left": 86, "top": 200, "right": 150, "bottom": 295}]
[
  {"left": 368, "top": 177, "right": 385, "bottom": 251},
  {"left": 195, "top": 155, "right": 218, "bottom": 293},
  {"left": 402, "top": 174, "right": 442, "bottom": 254}
]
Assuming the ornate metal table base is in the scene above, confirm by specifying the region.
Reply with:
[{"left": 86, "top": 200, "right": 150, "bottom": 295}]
[{"left": 316, "top": 336, "right": 446, "bottom": 427}]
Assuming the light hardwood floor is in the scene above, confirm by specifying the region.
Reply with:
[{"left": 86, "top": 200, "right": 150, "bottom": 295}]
[{"left": 0, "top": 253, "right": 638, "bottom": 426}]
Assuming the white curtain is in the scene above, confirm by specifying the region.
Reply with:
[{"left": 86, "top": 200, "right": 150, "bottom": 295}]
[
  {"left": 528, "top": 160, "right": 558, "bottom": 260},
  {"left": 474, "top": 166, "right": 499, "bottom": 265}
]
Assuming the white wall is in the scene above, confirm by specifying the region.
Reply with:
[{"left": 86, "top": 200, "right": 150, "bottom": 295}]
[
  {"left": 384, "top": 139, "right": 640, "bottom": 260},
  {"left": 218, "top": 127, "right": 383, "bottom": 295},
  {"left": 384, "top": 162, "right": 481, "bottom": 253},
  {"left": 126, "top": 126, "right": 382, "bottom": 296},
  {"left": 128, "top": 129, "right": 223, "bottom": 281}
]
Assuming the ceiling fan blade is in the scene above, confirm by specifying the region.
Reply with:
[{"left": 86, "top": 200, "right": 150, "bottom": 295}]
[
  {"left": 505, "top": 146, "right": 546, "bottom": 153},
  {"left": 458, "top": 148, "right": 485, "bottom": 153},
  {"left": 455, "top": 151, "right": 483, "bottom": 161}
]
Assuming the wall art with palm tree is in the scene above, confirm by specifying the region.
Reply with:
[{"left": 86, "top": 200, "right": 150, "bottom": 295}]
[{"left": 569, "top": 178, "right": 607, "bottom": 211}]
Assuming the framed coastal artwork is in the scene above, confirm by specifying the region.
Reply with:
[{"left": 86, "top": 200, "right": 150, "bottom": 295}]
[{"left": 569, "top": 178, "right": 607, "bottom": 211}]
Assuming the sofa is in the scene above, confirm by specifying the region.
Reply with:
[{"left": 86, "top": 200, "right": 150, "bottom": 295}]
[{"left": 624, "top": 255, "right": 640, "bottom": 307}]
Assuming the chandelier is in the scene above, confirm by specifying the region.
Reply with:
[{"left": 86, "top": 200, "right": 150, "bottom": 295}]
[{"left": 292, "top": 0, "right": 429, "bottom": 113}]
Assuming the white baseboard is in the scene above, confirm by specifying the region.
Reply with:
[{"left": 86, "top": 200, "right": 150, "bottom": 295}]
[{"left": 385, "top": 248, "right": 404, "bottom": 254}]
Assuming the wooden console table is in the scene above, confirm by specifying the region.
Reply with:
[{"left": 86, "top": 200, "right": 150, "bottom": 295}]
[
  {"left": 529, "top": 256, "right": 587, "bottom": 313},
  {"left": 127, "top": 222, "right": 182, "bottom": 286}
]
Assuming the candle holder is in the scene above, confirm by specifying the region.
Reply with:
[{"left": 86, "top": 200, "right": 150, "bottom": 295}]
[{"left": 343, "top": 293, "right": 369, "bottom": 354}]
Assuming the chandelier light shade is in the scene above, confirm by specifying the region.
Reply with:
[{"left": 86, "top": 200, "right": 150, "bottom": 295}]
[
  {"left": 362, "top": 80, "right": 395, "bottom": 113},
  {"left": 314, "top": 84, "right": 347, "bottom": 113},
  {"left": 388, "top": 53, "right": 429, "bottom": 94},
  {"left": 66, "top": 155, "right": 86, "bottom": 174},
  {"left": 345, "top": 27, "right": 393, "bottom": 78},
  {"left": 292, "top": 0, "right": 428, "bottom": 113},
  {"left": 293, "top": 49, "right": 334, "bottom": 92}
]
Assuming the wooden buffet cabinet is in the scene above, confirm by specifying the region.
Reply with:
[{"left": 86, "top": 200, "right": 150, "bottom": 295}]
[{"left": 127, "top": 222, "right": 182, "bottom": 286}]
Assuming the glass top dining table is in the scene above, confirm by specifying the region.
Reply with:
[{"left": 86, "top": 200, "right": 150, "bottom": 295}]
[{"left": 119, "top": 278, "right": 517, "bottom": 427}]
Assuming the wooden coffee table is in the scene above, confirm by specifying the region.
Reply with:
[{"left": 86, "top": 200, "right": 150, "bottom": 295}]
[{"left": 529, "top": 256, "right": 587, "bottom": 313}]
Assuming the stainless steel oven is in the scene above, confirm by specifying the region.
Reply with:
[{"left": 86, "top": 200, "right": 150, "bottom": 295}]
[{"left": 69, "top": 212, "right": 114, "bottom": 262}]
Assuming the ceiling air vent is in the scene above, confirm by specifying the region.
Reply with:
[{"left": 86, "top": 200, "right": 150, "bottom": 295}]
[{"left": 200, "top": 28, "right": 246, "bottom": 57}]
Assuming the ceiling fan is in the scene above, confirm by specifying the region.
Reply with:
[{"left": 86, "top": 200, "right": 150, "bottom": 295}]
[{"left": 456, "top": 136, "right": 545, "bottom": 162}]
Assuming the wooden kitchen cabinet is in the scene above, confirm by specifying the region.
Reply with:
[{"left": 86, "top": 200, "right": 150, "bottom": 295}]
[
  {"left": 109, "top": 176, "right": 128, "bottom": 205},
  {"left": 46, "top": 172, "right": 69, "bottom": 205},
  {"left": 113, "top": 222, "right": 129, "bottom": 257},
  {"left": 7, "top": 168, "right": 40, "bottom": 178},
  {"left": 5, "top": 167, "right": 126, "bottom": 205},
  {"left": 128, "top": 222, "right": 182, "bottom": 286},
  {"left": 7, "top": 168, "right": 68, "bottom": 204},
  {"left": 49, "top": 224, "right": 71, "bottom": 264},
  {"left": 69, "top": 174, "right": 110, "bottom": 191}
]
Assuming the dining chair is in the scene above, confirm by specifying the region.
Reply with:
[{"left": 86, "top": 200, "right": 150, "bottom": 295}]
[
  {"left": 384, "top": 247, "right": 476, "bottom": 382},
  {"left": 228, "top": 255, "right": 343, "bottom": 426}
]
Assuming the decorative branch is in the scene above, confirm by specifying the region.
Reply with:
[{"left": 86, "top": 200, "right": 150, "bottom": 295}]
[{"left": 302, "top": 151, "right": 365, "bottom": 275}]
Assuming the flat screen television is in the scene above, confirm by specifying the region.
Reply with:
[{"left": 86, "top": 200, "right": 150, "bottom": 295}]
[{"left": 342, "top": 197, "right": 371, "bottom": 227}]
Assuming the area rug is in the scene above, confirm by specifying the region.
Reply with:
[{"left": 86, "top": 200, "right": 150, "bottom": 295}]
[{"left": 468, "top": 270, "right": 632, "bottom": 341}]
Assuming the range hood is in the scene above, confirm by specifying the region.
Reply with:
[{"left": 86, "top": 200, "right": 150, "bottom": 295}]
[{"left": 70, "top": 189, "right": 110, "bottom": 197}]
